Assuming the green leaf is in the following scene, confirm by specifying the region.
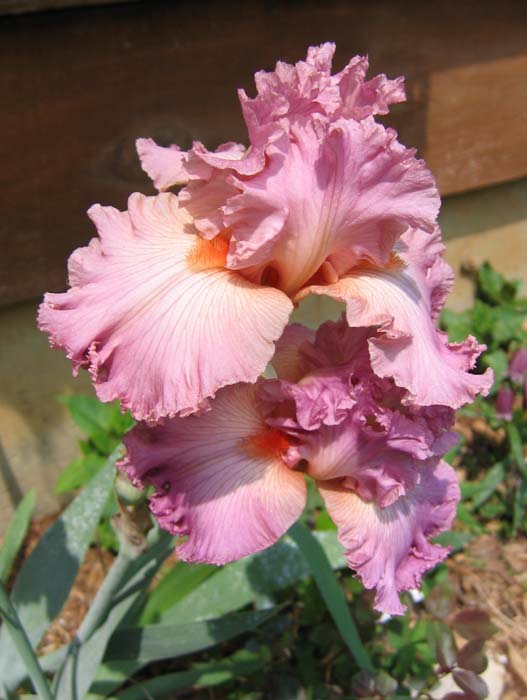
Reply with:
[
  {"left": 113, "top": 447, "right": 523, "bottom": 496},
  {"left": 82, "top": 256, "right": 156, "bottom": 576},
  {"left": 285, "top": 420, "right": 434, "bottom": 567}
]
[
  {"left": 139, "top": 561, "right": 217, "bottom": 625},
  {"left": 492, "top": 307, "right": 527, "bottom": 345},
  {"left": 159, "top": 530, "right": 345, "bottom": 625},
  {"left": 59, "top": 395, "right": 119, "bottom": 453},
  {"left": 477, "top": 262, "right": 508, "bottom": 305},
  {"left": 471, "top": 462, "right": 505, "bottom": 509},
  {"left": 482, "top": 349, "right": 509, "bottom": 386},
  {"left": 0, "top": 490, "right": 36, "bottom": 584},
  {"left": 440, "top": 309, "right": 474, "bottom": 343},
  {"left": 53, "top": 531, "right": 173, "bottom": 700},
  {"left": 476, "top": 261, "right": 523, "bottom": 308},
  {"left": 288, "top": 521, "right": 372, "bottom": 671},
  {"left": 105, "top": 609, "right": 277, "bottom": 664},
  {"left": 507, "top": 423, "right": 527, "bottom": 478},
  {"left": 513, "top": 478, "right": 527, "bottom": 535},
  {"left": 0, "top": 582, "right": 53, "bottom": 700},
  {"left": 111, "top": 649, "right": 267, "bottom": 700},
  {"left": 432, "top": 530, "right": 472, "bottom": 553},
  {"left": 0, "top": 451, "right": 118, "bottom": 692},
  {"left": 55, "top": 453, "right": 106, "bottom": 494}
]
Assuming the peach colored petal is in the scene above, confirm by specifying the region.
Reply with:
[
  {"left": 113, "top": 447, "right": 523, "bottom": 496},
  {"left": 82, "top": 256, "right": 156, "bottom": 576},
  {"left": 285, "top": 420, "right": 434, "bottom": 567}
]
[{"left": 39, "top": 193, "right": 292, "bottom": 421}]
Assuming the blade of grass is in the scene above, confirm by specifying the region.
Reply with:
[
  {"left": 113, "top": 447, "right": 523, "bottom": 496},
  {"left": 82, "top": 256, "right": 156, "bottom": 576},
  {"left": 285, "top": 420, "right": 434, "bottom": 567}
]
[
  {"left": 288, "top": 521, "right": 372, "bottom": 672},
  {"left": 0, "top": 490, "right": 36, "bottom": 584},
  {"left": 0, "top": 582, "right": 53, "bottom": 700}
]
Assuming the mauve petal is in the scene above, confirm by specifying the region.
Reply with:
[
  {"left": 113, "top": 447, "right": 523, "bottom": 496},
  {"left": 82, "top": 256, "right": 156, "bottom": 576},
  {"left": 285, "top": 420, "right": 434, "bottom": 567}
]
[
  {"left": 319, "top": 460, "right": 460, "bottom": 614},
  {"left": 121, "top": 383, "right": 306, "bottom": 564},
  {"left": 225, "top": 118, "right": 439, "bottom": 296},
  {"left": 39, "top": 193, "right": 292, "bottom": 421},
  {"left": 495, "top": 386, "right": 514, "bottom": 421},
  {"left": 509, "top": 347, "right": 527, "bottom": 383},
  {"left": 302, "top": 259, "right": 493, "bottom": 409},
  {"left": 297, "top": 417, "right": 420, "bottom": 508},
  {"left": 271, "top": 323, "right": 316, "bottom": 382},
  {"left": 262, "top": 373, "right": 355, "bottom": 431}
]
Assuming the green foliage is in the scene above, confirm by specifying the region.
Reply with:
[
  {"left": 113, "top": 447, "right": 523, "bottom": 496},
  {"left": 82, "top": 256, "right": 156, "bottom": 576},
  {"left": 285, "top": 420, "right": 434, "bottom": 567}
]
[
  {"left": 56, "top": 395, "right": 135, "bottom": 550},
  {"left": 0, "top": 490, "right": 35, "bottom": 584},
  {"left": 441, "top": 261, "right": 527, "bottom": 536}
]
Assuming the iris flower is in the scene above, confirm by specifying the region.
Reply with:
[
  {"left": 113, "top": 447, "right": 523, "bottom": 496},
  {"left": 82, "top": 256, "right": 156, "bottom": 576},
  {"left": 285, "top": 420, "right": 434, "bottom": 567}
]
[
  {"left": 121, "top": 318, "right": 460, "bottom": 614},
  {"left": 39, "top": 44, "right": 493, "bottom": 613},
  {"left": 39, "top": 44, "right": 491, "bottom": 421}
]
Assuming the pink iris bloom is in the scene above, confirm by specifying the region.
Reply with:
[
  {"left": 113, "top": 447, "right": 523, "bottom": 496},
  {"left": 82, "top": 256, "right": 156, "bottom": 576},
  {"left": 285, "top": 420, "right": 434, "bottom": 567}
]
[
  {"left": 38, "top": 43, "right": 496, "bottom": 615},
  {"left": 38, "top": 43, "right": 492, "bottom": 421},
  {"left": 121, "top": 319, "right": 460, "bottom": 615}
]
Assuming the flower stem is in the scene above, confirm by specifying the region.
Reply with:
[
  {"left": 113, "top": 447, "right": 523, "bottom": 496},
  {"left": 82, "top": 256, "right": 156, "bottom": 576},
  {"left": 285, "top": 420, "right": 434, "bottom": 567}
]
[{"left": 0, "top": 581, "right": 54, "bottom": 700}]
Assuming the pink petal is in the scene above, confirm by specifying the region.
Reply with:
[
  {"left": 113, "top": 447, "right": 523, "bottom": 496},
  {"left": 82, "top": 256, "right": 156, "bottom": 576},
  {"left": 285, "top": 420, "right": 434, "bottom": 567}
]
[
  {"left": 121, "top": 383, "right": 306, "bottom": 564},
  {"left": 302, "top": 257, "right": 493, "bottom": 409},
  {"left": 319, "top": 460, "right": 460, "bottom": 614},
  {"left": 225, "top": 118, "right": 439, "bottom": 296},
  {"left": 39, "top": 193, "right": 292, "bottom": 421},
  {"left": 136, "top": 138, "right": 189, "bottom": 191},
  {"left": 271, "top": 323, "right": 316, "bottom": 381},
  {"left": 178, "top": 169, "right": 239, "bottom": 239},
  {"left": 297, "top": 417, "right": 420, "bottom": 508},
  {"left": 239, "top": 43, "right": 405, "bottom": 141},
  {"left": 397, "top": 226, "right": 455, "bottom": 320}
]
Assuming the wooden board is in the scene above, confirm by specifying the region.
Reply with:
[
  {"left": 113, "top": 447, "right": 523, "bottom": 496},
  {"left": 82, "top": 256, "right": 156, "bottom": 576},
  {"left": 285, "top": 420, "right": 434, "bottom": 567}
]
[{"left": 1, "top": 0, "right": 526, "bottom": 306}]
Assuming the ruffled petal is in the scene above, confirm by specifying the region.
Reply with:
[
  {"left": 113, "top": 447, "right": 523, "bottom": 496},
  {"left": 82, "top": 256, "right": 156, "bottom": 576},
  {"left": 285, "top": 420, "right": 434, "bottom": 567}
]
[
  {"left": 319, "top": 460, "right": 460, "bottom": 614},
  {"left": 296, "top": 417, "right": 420, "bottom": 508},
  {"left": 225, "top": 118, "right": 439, "bottom": 296},
  {"left": 261, "top": 373, "right": 355, "bottom": 431},
  {"left": 121, "top": 383, "right": 306, "bottom": 564},
  {"left": 301, "top": 259, "right": 493, "bottom": 409},
  {"left": 39, "top": 193, "right": 292, "bottom": 421},
  {"left": 178, "top": 170, "right": 239, "bottom": 239},
  {"left": 136, "top": 138, "right": 189, "bottom": 191},
  {"left": 239, "top": 42, "right": 405, "bottom": 141},
  {"left": 397, "top": 226, "right": 455, "bottom": 319}
]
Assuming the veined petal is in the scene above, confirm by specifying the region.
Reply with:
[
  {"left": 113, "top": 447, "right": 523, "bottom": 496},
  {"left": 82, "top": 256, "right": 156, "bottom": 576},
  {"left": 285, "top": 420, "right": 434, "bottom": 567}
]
[
  {"left": 301, "top": 261, "right": 493, "bottom": 409},
  {"left": 319, "top": 460, "right": 460, "bottom": 614},
  {"left": 239, "top": 42, "right": 405, "bottom": 141},
  {"left": 271, "top": 323, "right": 316, "bottom": 381},
  {"left": 39, "top": 193, "right": 292, "bottom": 421},
  {"left": 121, "top": 383, "right": 306, "bottom": 564},
  {"left": 225, "top": 118, "right": 439, "bottom": 296}
]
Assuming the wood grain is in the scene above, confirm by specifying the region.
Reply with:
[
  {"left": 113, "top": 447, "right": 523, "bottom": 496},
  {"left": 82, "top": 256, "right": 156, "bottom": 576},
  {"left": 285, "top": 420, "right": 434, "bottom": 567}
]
[{"left": 1, "top": 0, "right": 526, "bottom": 306}]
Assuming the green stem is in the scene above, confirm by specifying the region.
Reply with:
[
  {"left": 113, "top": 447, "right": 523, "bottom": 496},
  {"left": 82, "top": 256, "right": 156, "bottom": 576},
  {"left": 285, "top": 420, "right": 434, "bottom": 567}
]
[
  {"left": 0, "top": 582, "right": 54, "bottom": 700},
  {"left": 289, "top": 521, "right": 373, "bottom": 672},
  {"left": 76, "top": 547, "right": 133, "bottom": 643}
]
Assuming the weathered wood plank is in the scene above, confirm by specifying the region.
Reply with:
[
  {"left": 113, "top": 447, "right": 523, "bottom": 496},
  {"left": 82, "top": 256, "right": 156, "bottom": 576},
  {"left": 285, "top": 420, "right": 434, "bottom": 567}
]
[{"left": 1, "top": 0, "right": 526, "bottom": 306}]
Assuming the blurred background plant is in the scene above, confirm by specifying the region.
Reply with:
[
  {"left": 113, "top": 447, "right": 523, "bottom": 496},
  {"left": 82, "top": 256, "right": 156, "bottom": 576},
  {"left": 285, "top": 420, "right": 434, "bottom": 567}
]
[{"left": 0, "top": 261, "right": 525, "bottom": 700}]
